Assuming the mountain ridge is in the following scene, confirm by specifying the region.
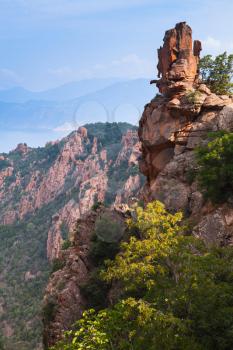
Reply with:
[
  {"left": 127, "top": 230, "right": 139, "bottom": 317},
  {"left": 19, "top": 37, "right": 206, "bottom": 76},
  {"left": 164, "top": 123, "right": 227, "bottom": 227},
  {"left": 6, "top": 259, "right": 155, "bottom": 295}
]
[{"left": 0, "top": 122, "right": 143, "bottom": 349}]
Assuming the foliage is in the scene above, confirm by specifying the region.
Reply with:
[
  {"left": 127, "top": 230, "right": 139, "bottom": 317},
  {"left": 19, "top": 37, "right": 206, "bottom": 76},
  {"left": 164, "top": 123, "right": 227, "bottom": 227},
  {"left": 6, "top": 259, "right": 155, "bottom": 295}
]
[
  {"left": 51, "top": 259, "right": 65, "bottom": 273},
  {"left": 0, "top": 158, "right": 10, "bottom": 171},
  {"left": 51, "top": 201, "right": 233, "bottom": 350},
  {"left": 42, "top": 299, "right": 57, "bottom": 324},
  {"left": 60, "top": 222, "right": 69, "bottom": 240},
  {"left": 91, "top": 201, "right": 103, "bottom": 212},
  {"left": 185, "top": 90, "right": 202, "bottom": 104},
  {"left": 196, "top": 131, "right": 233, "bottom": 202},
  {"left": 199, "top": 52, "right": 233, "bottom": 95},
  {"left": 94, "top": 213, "right": 124, "bottom": 243},
  {"left": 90, "top": 237, "right": 120, "bottom": 267},
  {"left": 0, "top": 190, "right": 71, "bottom": 349},
  {"left": 0, "top": 334, "right": 5, "bottom": 350},
  {"left": 80, "top": 270, "right": 110, "bottom": 310},
  {"left": 61, "top": 240, "right": 72, "bottom": 250},
  {"left": 84, "top": 122, "right": 137, "bottom": 146}
]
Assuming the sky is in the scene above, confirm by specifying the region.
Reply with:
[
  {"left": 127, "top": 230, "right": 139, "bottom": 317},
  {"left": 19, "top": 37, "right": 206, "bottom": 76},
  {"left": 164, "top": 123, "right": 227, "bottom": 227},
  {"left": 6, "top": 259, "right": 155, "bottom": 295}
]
[{"left": 0, "top": 0, "right": 233, "bottom": 91}]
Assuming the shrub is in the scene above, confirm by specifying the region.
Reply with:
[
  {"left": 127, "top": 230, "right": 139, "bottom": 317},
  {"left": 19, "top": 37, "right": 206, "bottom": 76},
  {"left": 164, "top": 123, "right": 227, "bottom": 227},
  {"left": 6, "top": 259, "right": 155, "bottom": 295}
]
[
  {"left": 199, "top": 52, "right": 233, "bottom": 95},
  {"left": 94, "top": 214, "right": 124, "bottom": 243},
  {"left": 61, "top": 240, "right": 72, "bottom": 250},
  {"left": 185, "top": 89, "right": 202, "bottom": 104},
  {"left": 196, "top": 131, "right": 233, "bottom": 202},
  {"left": 51, "top": 259, "right": 65, "bottom": 273},
  {"left": 90, "top": 237, "right": 120, "bottom": 266},
  {"left": 42, "top": 299, "right": 57, "bottom": 324},
  {"left": 80, "top": 270, "right": 110, "bottom": 309},
  {"left": 0, "top": 159, "right": 10, "bottom": 171},
  {"left": 60, "top": 222, "right": 69, "bottom": 240},
  {"left": 91, "top": 201, "right": 103, "bottom": 212}
]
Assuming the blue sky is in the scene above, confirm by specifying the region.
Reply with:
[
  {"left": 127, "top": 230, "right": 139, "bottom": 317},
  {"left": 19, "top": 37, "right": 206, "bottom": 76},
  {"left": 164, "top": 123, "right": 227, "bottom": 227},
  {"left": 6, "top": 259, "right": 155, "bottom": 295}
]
[{"left": 0, "top": 0, "right": 233, "bottom": 91}]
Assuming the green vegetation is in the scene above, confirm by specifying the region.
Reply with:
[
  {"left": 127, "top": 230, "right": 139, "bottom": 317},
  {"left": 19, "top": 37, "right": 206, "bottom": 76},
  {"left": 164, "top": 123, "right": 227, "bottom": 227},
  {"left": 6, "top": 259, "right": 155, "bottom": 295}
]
[
  {"left": 61, "top": 240, "right": 72, "bottom": 250},
  {"left": 199, "top": 52, "right": 233, "bottom": 95},
  {"left": 0, "top": 191, "right": 73, "bottom": 349},
  {"left": 81, "top": 214, "right": 123, "bottom": 310},
  {"left": 42, "top": 298, "right": 58, "bottom": 324},
  {"left": 60, "top": 222, "right": 69, "bottom": 240},
  {"left": 0, "top": 217, "right": 50, "bottom": 349},
  {"left": 90, "top": 236, "right": 120, "bottom": 268},
  {"left": 80, "top": 269, "right": 110, "bottom": 310},
  {"left": 51, "top": 201, "right": 233, "bottom": 350},
  {"left": 91, "top": 200, "right": 103, "bottom": 212},
  {"left": 196, "top": 131, "right": 233, "bottom": 202},
  {"left": 84, "top": 122, "right": 137, "bottom": 146},
  {"left": 51, "top": 259, "right": 65, "bottom": 273},
  {"left": 94, "top": 213, "right": 124, "bottom": 243},
  {"left": 0, "top": 159, "right": 10, "bottom": 171},
  {"left": 185, "top": 89, "right": 202, "bottom": 104}
]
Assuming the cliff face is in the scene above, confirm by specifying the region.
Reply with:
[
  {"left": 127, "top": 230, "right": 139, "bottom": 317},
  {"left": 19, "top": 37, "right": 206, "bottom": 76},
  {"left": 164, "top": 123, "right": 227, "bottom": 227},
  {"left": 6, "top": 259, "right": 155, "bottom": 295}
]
[
  {"left": 43, "top": 206, "right": 128, "bottom": 348},
  {"left": 139, "top": 22, "right": 233, "bottom": 244},
  {"left": 0, "top": 123, "right": 143, "bottom": 350},
  {"left": 0, "top": 123, "right": 143, "bottom": 261}
]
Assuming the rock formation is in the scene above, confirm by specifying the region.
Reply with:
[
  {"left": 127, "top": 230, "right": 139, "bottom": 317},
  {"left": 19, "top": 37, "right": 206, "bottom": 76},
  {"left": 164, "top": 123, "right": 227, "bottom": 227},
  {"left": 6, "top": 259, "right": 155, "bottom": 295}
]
[
  {"left": 155, "top": 22, "right": 202, "bottom": 96},
  {"left": 139, "top": 21, "right": 233, "bottom": 244},
  {"left": 43, "top": 206, "right": 128, "bottom": 348},
  {"left": 0, "top": 125, "right": 143, "bottom": 261}
]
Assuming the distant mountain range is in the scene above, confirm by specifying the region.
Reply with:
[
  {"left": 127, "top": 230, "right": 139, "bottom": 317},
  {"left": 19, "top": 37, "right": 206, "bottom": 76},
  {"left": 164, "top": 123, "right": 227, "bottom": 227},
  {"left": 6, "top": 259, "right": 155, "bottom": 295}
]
[
  {"left": 0, "top": 78, "right": 122, "bottom": 103},
  {"left": 0, "top": 78, "right": 155, "bottom": 152}
]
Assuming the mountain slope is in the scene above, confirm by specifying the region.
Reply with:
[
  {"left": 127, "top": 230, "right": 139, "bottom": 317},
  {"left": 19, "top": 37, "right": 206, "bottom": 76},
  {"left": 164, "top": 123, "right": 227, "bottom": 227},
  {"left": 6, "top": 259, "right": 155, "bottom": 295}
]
[{"left": 0, "top": 122, "right": 143, "bottom": 350}]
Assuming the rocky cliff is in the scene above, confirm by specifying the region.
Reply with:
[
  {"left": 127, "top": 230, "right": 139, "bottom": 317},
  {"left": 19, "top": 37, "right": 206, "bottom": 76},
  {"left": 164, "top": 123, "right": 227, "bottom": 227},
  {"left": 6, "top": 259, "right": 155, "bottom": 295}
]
[
  {"left": 43, "top": 205, "right": 129, "bottom": 348},
  {"left": 0, "top": 122, "right": 143, "bottom": 350},
  {"left": 0, "top": 123, "right": 142, "bottom": 261},
  {"left": 139, "top": 21, "right": 233, "bottom": 244}
]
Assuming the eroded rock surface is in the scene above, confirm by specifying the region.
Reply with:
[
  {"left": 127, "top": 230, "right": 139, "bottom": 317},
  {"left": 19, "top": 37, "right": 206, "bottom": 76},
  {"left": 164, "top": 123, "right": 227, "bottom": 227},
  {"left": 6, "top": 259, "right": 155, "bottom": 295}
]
[
  {"left": 139, "top": 22, "right": 233, "bottom": 244},
  {"left": 156, "top": 22, "right": 201, "bottom": 96},
  {"left": 0, "top": 125, "right": 143, "bottom": 261},
  {"left": 43, "top": 207, "right": 128, "bottom": 348}
]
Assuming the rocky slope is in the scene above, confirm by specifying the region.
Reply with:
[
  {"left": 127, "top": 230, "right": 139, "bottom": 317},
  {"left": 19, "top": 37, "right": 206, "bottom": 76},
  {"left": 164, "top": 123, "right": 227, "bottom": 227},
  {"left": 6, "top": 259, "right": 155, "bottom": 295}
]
[
  {"left": 139, "top": 21, "right": 233, "bottom": 243},
  {"left": 0, "top": 122, "right": 143, "bottom": 350}
]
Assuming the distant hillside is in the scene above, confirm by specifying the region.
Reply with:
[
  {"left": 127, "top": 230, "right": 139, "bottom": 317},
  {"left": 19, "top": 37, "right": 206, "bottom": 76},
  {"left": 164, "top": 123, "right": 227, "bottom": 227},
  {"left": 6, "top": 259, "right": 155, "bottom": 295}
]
[{"left": 0, "top": 122, "right": 143, "bottom": 350}]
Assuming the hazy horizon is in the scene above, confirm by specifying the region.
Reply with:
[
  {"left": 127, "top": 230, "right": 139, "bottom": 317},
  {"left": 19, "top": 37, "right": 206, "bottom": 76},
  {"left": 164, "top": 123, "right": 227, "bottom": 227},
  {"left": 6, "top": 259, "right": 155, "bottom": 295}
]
[{"left": 1, "top": 0, "right": 233, "bottom": 151}]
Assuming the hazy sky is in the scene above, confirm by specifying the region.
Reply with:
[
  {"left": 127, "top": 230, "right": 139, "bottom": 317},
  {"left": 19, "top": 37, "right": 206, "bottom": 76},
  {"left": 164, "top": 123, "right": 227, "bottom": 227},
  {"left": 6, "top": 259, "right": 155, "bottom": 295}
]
[{"left": 0, "top": 0, "right": 233, "bottom": 91}]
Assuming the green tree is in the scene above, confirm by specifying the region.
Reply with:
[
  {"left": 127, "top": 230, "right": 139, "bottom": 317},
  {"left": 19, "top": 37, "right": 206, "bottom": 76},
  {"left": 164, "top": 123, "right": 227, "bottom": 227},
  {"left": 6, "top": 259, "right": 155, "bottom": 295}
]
[
  {"left": 0, "top": 334, "right": 5, "bottom": 350},
  {"left": 94, "top": 213, "right": 124, "bottom": 243},
  {"left": 50, "top": 202, "right": 233, "bottom": 350},
  {"left": 199, "top": 52, "right": 233, "bottom": 95},
  {"left": 196, "top": 131, "right": 233, "bottom": 202}
]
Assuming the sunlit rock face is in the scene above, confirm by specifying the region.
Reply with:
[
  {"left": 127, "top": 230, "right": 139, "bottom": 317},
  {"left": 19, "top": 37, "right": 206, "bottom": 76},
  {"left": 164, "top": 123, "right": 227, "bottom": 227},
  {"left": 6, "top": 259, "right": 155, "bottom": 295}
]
[
  {"left": 139, "top": 22, "right": 233, "bottom": 244},
  {"left": 0, "top": 124, "right": 143, "bottom": 261},
  {"left": 156, "top": 21, "right": 202, "bottom": 96}
]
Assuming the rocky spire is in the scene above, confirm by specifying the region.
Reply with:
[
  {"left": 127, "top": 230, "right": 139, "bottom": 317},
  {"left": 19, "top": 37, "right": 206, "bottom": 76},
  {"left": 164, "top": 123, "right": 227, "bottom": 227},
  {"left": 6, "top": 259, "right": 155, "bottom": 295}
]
[
  {"left": 139, "top": 22, "right": 233, "bottom": 247},
  {"left": 154, "top": 22, "right": 202, "bottom": 96}
]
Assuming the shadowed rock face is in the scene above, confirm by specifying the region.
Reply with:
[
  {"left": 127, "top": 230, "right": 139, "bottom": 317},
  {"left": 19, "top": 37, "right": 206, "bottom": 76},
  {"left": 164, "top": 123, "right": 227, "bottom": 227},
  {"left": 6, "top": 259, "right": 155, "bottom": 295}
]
[
  {"left": 43, "top": 206, "right": 129, "bottom": 349},
  {"left": 156, "top": 22, "right": 202, "bottom": 96},
  {"left": 139, "top": 22, "right": 233, "bottom": 245}
]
